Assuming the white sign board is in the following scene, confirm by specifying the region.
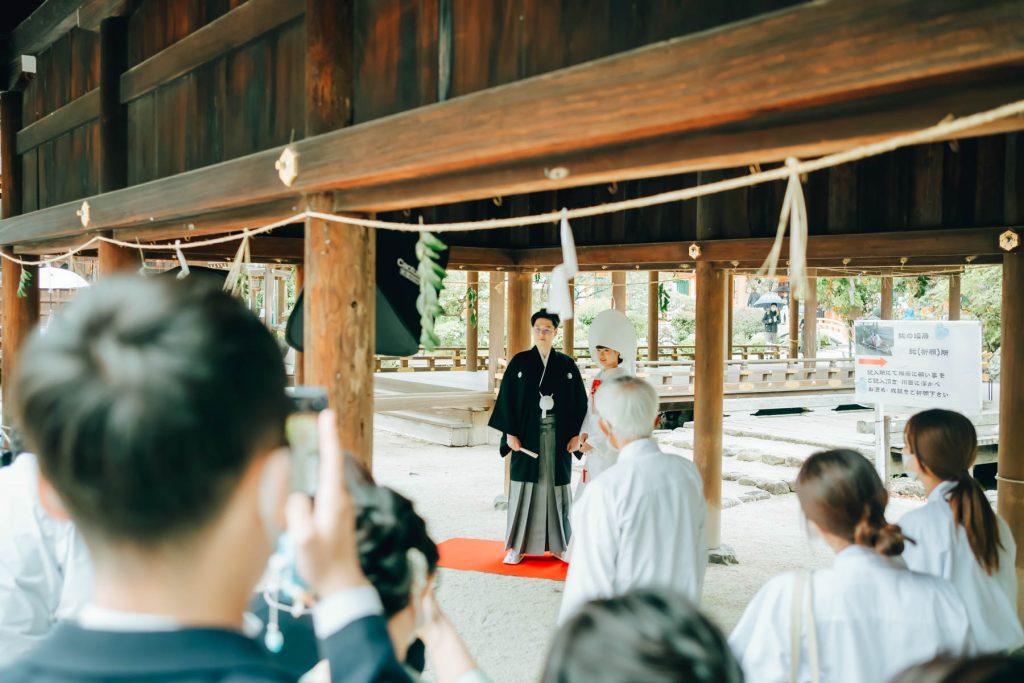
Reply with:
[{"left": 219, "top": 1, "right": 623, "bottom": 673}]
[{"left": 853, "top": 320, "right": 982, "bottom": 413}]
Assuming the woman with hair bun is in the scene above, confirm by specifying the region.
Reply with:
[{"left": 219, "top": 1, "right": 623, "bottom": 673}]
[
  {"left": 729, "top": 449, "right": 972, "bottom": 683},
  {"left": 898, "top": 409, "right": 1024, "bottom": 653}
]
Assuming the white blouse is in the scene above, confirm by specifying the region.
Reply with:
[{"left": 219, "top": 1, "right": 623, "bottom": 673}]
[
  {"left": 899, "top": 480, "right": 1024, "bottom": 653},
  {"left": 730, "top": 545, "right": 972, "bottom": 683}
]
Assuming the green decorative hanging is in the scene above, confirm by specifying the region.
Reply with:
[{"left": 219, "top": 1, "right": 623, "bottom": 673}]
[
  {"left": 415, "top": 231, "right": 448, "bottom": 351},
  {"left": 16, "top": 269, "right": 32, "bottom": 298},
  {"left": 467, "top": 286, "right": 478, "bottom": 328}
]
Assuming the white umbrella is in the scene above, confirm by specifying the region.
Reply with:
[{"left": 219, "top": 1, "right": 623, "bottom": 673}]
[{"left": 38, "top": 267, "right": 90, "bottom": 290}]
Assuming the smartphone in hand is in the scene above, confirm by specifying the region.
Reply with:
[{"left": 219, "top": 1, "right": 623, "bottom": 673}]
[{"left": 285, "top": 387, "right": 329, "bottom": 497}]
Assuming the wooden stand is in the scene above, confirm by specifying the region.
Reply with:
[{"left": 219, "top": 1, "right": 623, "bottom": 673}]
[
  {"left": 562, "top": 278, "right": 575, "bottom": 356},
  {"left": 303, "top": 194, "right": 375, "bottom": 469},
  {"left": 648, "top": 271, "right": 659, "bottom": 361},
  {"left": 881, "top": 276, "right": 894, "bottom": 320},
  {"left": 803, "top": 268, "right": 818, "bottom": 365},
  {"left": 788, "top": 293, "right": 799, "bottom": 359},
  {"left": 949, "top": 274, "right": 962, "bottom": 320},
  {"left": 694, "top": 262, "right": 725, "bottom": 550},
  {"left": 487, "top": 271, "right": 505, "bottom": 391},
  {"left": 466, "top": 271, "right": 479, "bottom": 371},
  {"left": 507, "top": 272, "right": 532, "bottom": 357},
  {"left": 998, "top": 252, "right": 1024, "bottom": 619},
  {"left": 611, "top": 271, "right": 627, "bottom": 311}
]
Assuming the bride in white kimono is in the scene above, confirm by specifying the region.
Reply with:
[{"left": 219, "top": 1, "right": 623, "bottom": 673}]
[
  {"left": 576, "top": 309, "right": 636, "bottom": 500},
  {"left": 729, "top": 449, "right": 973, "bottom": 683}
]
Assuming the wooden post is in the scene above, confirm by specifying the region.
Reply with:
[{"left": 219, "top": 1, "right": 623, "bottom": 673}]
[
  {"left": 694, "top": 262, "right": 725, "bottom": 551},
  {"left": 304, "top": 0, "right": 363, "bottom": 463},
  {"left": 998, "top": 253, "right": 1024, "bottom": 619},
  {"left": 294, "top": 264, "right": 305, "bottom": 385},
  {"left": 96, "top": 16, "right": 139, "bottom": 275},
  {"left": 881, "top": 276, "right": 894, "bottom": 320},
  {"left": 949, "top": 274, "right": 962, "bottom": 321},
  {"left": 726, "top": 273, "right": 735, "bottom": 360},
  {"left": 647, "top": 271, "right": 659, "bottom": 361},
  {"left": 487, "top": 271, "right": 506, "bottom": 391},
  {"left": 276, "top": 273, "right": 287, "bottom": 324},
  {"left": 611, "top": 271, "right": 627, "bottom": 312},
  {"left": 562, "top": 278, "right": 575, "bottom": 357},
  {"left": 1, "top": 91, "right": 40, "bottom": 426},
  {"left": 803, "top": 269, "right": 818, "bottom": 365},
  {"left": 466, "top": 271, "right": 479, "bottom": 371},
  {"left": 788, "top": 293, "right": 799, "bottom": 359},
  {"left": 304, "top": 195, "right": 374, "bottom": 468},
  {"left": 507, "top": 272, "right": 532, "bottom": 357},
  {"left": 504, "top": 271, "right": 532, "bottom": 498}
]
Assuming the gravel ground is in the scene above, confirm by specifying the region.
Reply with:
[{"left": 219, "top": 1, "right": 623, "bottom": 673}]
[{"left": 372, "top": 429, "right": 923, "bottom": 683}]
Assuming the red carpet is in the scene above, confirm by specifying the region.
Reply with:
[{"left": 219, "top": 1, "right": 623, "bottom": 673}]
[{"left": 436, "top": 538, "right": 569, "bottom": 581}]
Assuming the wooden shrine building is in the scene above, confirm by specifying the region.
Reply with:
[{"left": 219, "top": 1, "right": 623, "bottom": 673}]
[{"left": 0, "top": 0, "right": 1022, "bottom": 614}]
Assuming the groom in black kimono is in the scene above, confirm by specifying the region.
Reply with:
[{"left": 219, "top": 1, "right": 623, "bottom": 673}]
[{"left": 489, "top": 309, "right": 588, "bottom": 565}]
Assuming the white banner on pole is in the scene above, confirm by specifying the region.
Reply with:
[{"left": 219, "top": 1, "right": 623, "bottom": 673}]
[{"left": 853, "top": 320, "right": 983, "bottom": 414}]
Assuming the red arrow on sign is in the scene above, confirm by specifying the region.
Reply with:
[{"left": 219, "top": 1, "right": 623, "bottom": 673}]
[{"left": 858, "top": 358, "right": 887, "bottom": 366}]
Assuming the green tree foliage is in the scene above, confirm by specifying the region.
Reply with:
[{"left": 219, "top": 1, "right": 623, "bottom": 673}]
[{"left": 919, "top": 267, "right": 1002, "bottom": 351}]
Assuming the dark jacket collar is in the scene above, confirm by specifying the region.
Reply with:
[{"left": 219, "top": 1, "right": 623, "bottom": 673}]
[{"left": 22, "top": 623, "right": 287, "bottom": 678}]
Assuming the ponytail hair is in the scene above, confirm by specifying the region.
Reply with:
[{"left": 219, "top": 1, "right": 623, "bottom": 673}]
[
  {"left": 905, "top": 409, "right": 1002, "bottom": 575},
  {"left": 797, "top": 449, "right": 910, "bottom": 557}
]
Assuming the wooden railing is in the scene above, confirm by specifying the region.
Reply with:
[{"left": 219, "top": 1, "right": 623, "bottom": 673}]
[
  {"left": 374, "top": 343, "right": 791, "bottom": 372},
  {"left": 494, "top": 357, "right": 857, "bottom": 397}
]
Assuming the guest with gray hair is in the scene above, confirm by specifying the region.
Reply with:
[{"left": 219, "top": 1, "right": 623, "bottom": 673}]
[{"left": 557, "top": 376, "right": 706, "bottom": 624}]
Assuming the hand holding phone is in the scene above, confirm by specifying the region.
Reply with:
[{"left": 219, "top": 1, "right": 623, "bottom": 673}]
[{"left": 285, "top": 409, "right": 371, "bottom": 597}]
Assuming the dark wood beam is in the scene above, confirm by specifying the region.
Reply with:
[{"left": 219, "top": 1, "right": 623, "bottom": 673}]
[
  {"left": 1, "top": 0, "right": 1023, "bottom": 245},
  {"left": 113, "top": 198, "right": 301, "bottom": 242},
  {"left": 120, "top": 0, "right": 305, "bottom": 104},
  {"left": 16, "top": 88, "right": 99, "bottom": 153},
  {"left": 77, "top": 0, "right": 129, "bottom": 32},
  {"left": 9, "top": 0, "right": 81, "bottom": 57},
  {"left": 448, "top": 246, "right": 516, "bottom": 270}
]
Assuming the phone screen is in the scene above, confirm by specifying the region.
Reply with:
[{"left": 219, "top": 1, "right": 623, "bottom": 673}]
[{"left": 285, "top": 387, "right": 329, "bottom": 496}]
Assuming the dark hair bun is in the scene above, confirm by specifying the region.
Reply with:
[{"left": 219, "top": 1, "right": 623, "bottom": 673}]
[
  {"left": 356, "top": 487, "right": 439, "bottom": 617},
  {"left": 854, "top": 518, "right": 906, "bottom": 557}
]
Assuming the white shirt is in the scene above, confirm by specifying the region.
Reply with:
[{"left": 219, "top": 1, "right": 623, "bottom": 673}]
[
  {"left": 76, "top": 586, "right": 383, "bottom": 637},
  {"left": 899, "top": 480, "right": 1024, "bottom": 653},
  {"left": 558, "top": 437, "right": 706, "bottom": 624},
  {"left": 729, "top": 545, "right": 973, "bottom": 683},
  {"left": 0, "top": 455, "right": 94, "bottom": 664}
]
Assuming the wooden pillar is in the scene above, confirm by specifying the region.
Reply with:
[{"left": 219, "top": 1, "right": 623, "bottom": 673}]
[
  {"left": 562, "top": 278, "right": 575, "bottom": 357},
  {"left": 788, "top": 294, "right": 799, "bottom": 359},
  {"left": 1, "top": 91, "right": 40, "bottom": 426},
  {"left": 998, "top": 253, "right": 1024, "bottom": 618},
  {"left": 304, "top": 195, "right": 374, "bottom": 468},
  {"left": 95, "top": 16, "right": 138, "bottom": 275},
  {"left": 276, "top": 273, "right": 287, "bottom": 324},
  {"left": 803, "top": 269, "right": 818, "bottom": 365},
  {"left": 505, "top": 272, "right": 532, "bottom": 499},
  {"left": 726, "top": 273, "right": 734, "bottom": 360},
  {"left": 465, "top": 271, "right": 479, "bottom": 371},
  {"left": 487, "top": 272, "right": 506, "bottom": 391},
  {"left": 647, "top": 271, "right": 659, "bottom": 361},
  {"left": 304, "top": 0, "right": 364, "bottom": 463},
  {"left": 611, "top": 271, "right": 627, "bottom": 312},
  {"left": 694, "top": 262, "right": 725, "bottom": 550},
  {"left": 949, "top": 274, "right": 962, "bottom": 321},
  {"left": 507, "top": 272, "right": 532, "bottom": 357},
  {"left": 294, "top": 264, "right": 305, "bottom": 385},
  {"left": 881, "top": 276, "right": 894, "bottom": 320}
]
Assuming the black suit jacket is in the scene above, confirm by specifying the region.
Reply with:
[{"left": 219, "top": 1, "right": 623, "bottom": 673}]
[{"left": 0, "top": 615, "right": 410, "bottom": 682}]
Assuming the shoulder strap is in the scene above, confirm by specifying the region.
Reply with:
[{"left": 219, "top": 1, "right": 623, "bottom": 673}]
[
  {"left": 789, "top": 571, "right": 805, "bottom": 683},
  {"left": 805, "top": 571, "right": 820, "bottom": 683}
]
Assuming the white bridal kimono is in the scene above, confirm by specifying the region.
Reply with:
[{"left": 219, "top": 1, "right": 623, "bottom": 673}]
[
  {"left": 899, "top": 480, "right": 1024, "bottom": 653},
  {"left": 558, "top": 438, "right": 706, "bottom": 624},
  {"left": 576, "top": 365, "right": 628, "bottom": 500},
  {"left": 729, "top": 545, "right": 972, "bottom": 683}
]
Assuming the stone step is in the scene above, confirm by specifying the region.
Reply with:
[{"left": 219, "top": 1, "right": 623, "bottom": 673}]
[
  {"left": 657, "top": 441, "right": 784, "bottom": 507},
  {"left": 659, "top": 429, "right": 819, "bottom": 468}
]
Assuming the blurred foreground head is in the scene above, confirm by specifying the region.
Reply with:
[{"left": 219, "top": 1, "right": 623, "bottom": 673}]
[
  {"left": 542, "top": 588, "right": 743, "bottom": 683},
  {"left": 13, "top": 275, "right": 289, "bottom": 549}
]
